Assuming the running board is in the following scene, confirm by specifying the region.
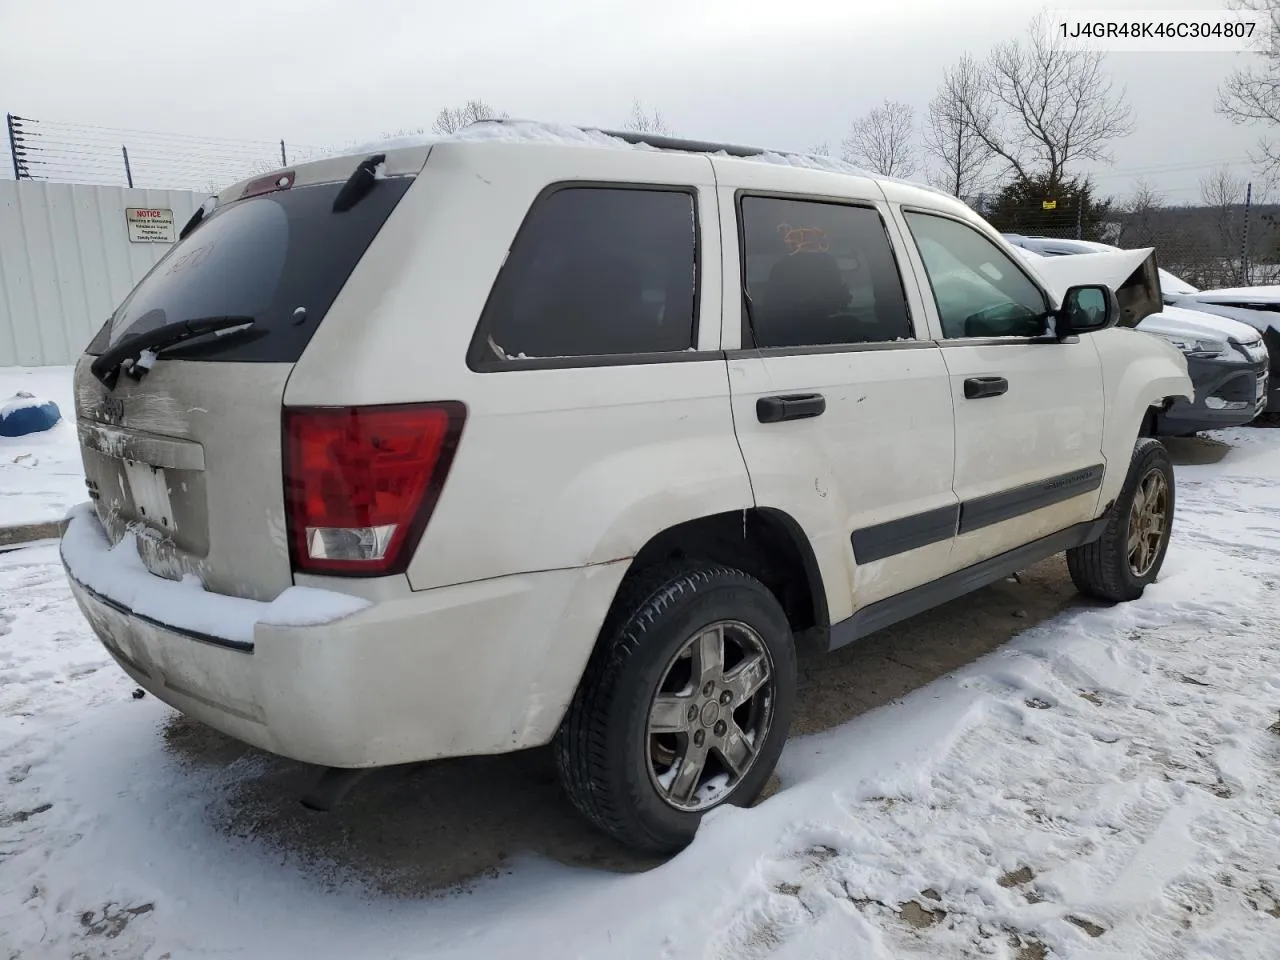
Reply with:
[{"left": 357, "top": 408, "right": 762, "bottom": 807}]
[{"left": 829, "top": 517, "right": 1109, "bottom": 651}]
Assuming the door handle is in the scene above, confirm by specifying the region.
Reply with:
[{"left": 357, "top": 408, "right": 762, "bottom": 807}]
[
  {"left": 963, "top": 376, "right": 1008, "bottom": 400},
  {"left": 757, "top": 393, "right": 826, "bottom": 423}
]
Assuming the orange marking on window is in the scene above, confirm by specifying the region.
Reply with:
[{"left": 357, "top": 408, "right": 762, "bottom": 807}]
[{"left": 777, "top": 223, "right": 830, "bottom": 255}]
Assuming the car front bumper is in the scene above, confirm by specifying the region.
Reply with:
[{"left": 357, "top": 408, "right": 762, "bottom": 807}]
[
  {"left": 63, "top": 512, "right": 625, "bottom": 769},
  {"left": 1156, "top": 352, "right": 1269, "bottom": 434}
]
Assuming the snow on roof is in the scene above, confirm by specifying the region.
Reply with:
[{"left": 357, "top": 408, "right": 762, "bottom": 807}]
[{"left": 327, "top": 120, "right": 953, "bottom": 198}]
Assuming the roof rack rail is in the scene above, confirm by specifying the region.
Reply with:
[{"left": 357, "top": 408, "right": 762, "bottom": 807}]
[{"left": 468, "top": 118, "right": 775, "bottom": 159}]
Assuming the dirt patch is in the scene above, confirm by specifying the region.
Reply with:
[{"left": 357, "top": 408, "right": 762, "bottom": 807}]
[
  {"left": 79, "top": 902, "right": 154, "bottom": 940},
  {"left": 1078, "top": 691, "right": 1103, "bottom": 706},
  {"left": 998, "top": 866, "right": 1035, "bottom": 888},
  {"left": 1011, "top": 934, "right": 1048, "bottom": 960},
  {"left": 1066, "top": 915, "right": 1107, "bottom": 938},
  {"left": 792, "top": 557, "right": 1080, "bottom": 737},
  {"left": 899, "top": 900, "right": 946, "bottom": 929},
  {"left": 1164, "top": 436, "right": 1232, "bottom": 466}
]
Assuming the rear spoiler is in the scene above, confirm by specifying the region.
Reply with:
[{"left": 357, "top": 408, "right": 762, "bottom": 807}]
[
  {"left": 216, "top": 144, "right": 433, "bottom": 208},
  {"left": 1025, "top": 247, "right": 1163, "bottom": 328}
]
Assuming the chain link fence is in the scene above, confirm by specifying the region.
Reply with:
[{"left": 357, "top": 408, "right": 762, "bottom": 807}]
[{"left": 8, "top": 110, "right": 1280, "bottom": 292}]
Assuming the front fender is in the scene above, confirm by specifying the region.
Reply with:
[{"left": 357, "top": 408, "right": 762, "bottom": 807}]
[{"left": 1092, "top": 327, "right": 1193, "bottom": 507}]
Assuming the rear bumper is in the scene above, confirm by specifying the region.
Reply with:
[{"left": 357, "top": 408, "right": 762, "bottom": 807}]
[
  {"left": 1155, "top": 354, "right": 1268, "bottom": 434},
  {"left": 64, "top": 528, "right": 626, "bottom": 769}
]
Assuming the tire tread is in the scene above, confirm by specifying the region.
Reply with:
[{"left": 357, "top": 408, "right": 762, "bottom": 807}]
[
  {"left": 554, "top": 560, "right": 783, "bottom": 852},
  {"left": 1067, "top": 437, "right": 1171, "bottom": 603}
]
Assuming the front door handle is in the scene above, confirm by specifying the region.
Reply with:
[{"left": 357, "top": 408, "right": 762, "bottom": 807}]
[
  {"left": 757, "top": 393, "right": 826, "bottom": 423},
  {"left": 964, "top": 376, "right": 1008, "bottom": 400}
]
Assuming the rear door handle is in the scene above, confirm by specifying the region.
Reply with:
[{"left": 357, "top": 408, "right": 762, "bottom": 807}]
[
  {"left": 963, "top": 376, "right": 1008, "bottom": 400},
  {"left": 757, "top": 393, "right": 826, "bottom": 423}
]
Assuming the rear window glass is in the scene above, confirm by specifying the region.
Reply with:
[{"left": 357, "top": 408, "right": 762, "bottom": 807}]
[
  {"left": 472, "top": 186, "right": 698, "bottom": 364},
  {"left": 89, "top": 177, "right": 413, "bottom": 362}
]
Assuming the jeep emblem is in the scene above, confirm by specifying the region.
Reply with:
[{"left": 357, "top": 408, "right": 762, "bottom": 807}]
[{"left": 97, "top": 395, "right": 125, "bottom": 425}]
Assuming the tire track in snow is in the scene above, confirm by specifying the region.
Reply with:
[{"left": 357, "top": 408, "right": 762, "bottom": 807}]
[{"left": 705, "top": 449, "right": 1280, "bottom": 960}]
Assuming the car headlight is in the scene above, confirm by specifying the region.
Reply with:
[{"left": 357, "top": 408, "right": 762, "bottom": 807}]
[
  {"left": 1234, "top": 338, "right": 1270, "bottom": 363},
  {"left": 1161, "top": 336, "right": 1230, "bottom": 359}
]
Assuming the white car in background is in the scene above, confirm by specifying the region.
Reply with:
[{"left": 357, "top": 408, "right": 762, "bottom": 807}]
[{"left": 1005, "top": 235, "right": 1270, "bottom": 434}]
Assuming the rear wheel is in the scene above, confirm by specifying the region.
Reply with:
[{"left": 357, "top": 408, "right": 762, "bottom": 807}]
[
  {"left": 1067, "top": 438, "right": 1174, "bottom": 602},
  {"left": 554, "top": 561, "right": 796, "bottom": 854}
]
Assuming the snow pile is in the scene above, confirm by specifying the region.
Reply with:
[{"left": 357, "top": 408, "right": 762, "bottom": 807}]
[
  {"left": 0, "top": 390, "right": 51, "bottom": 419},
  {"left": 0, "top": 391, "right": 61, "bottom": 439},
  {"left": 0, "top": 366, "right": 83, "bottom": 527},
  {"left": 61, "top": 503, "right": 369, "bottom": 645},
  {"left": 330, "top": 120, "right": 949, "bottom": 196}
]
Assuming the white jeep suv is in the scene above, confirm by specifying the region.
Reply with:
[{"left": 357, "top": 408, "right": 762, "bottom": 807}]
[{"left": 62, "top": 122, "right": 1192, "bottom": 854}]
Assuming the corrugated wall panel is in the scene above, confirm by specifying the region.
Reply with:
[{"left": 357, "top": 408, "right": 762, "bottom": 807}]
[{"left": 0, "top": 181, "right": 202, "bottom": 366}]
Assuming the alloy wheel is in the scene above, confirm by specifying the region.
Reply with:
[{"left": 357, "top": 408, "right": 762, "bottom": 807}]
[
  {"left": 1128, "top": 468, "right": 1169, "bottom": 577},
  {"left": 645, "top": 620, "right": 776, "bottom": 812}
]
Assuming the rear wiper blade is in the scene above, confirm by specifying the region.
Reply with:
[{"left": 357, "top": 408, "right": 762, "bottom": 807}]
[{"left": 90, "top": 316, "right": 256, "bottom": 389}]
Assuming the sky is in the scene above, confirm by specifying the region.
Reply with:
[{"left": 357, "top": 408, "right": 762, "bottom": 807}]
[{"left": 0, "top": 0, "right": 1269, "bottom": 203}]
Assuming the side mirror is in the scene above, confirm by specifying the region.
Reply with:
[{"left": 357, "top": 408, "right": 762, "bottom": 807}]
[{"left": 1056, "top": 284, "right": 1119, "bottom": 338}]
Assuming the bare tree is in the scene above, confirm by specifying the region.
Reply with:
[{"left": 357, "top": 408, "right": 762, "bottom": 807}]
[
  {"left": 962, "top": 12, "right": 1133, "bottom": 188},
  {"left": 807, "top": 141, "right": 831, "bottom": 157},
  {"left": 923, "top": 54, "right": 995, "bottom": 197},
  {"left": 1217, "top": 0, "right": 1280, "bottom": 177},
  {"left": 432, "top": 99, "right": 508, "bottom": 136},
  {"left": 1201, "top": 166, "right": 1248, "bottom": 210},
  {"left": 624, "top": 100, "right": 674, "bottom": 136},
  {"left": 1199, "top": 166, "right": 1258, "bottom": 286},
  {"left": 1117, "top": 178, "right": 1165, "bottom": 248},
  {"left": 842, "top": 99, "right": 917, "bottom": 177}
]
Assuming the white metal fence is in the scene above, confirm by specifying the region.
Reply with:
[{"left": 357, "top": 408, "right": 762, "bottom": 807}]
[{"left": 0, "top": 180, "right": 202, "bottom": 367}]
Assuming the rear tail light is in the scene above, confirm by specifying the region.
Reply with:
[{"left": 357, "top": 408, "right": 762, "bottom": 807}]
[{"left": 283, "top": 402, "right": 466, "bottom": 577}]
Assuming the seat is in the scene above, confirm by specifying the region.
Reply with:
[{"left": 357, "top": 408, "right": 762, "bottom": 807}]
[{"left": 757, "top": 252, "right": 850, "bottom": 347}]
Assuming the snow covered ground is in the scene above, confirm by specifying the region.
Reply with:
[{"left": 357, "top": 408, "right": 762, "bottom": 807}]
[
  {"left": 0, "top": 366, "right": 80, "bottom": 528},
  {"left": 3, "top": 424, "right": 1280, "bottom": 959}
]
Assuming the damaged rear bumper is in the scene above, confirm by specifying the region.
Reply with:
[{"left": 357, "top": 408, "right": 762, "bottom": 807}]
[{"left": 62, "top": 505, "right": 627, "bottom": 768}]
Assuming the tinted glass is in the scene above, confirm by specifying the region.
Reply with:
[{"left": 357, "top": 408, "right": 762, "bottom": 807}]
[
  {"left": 739, "top": 197, "right": 912, "bottom": 348},
  {"left": 476, "top": 187, "right": 697, "bottom": 361},
  {"left": 90, "top": 177, "right": 413, "bottom": 362},
  {"left": 904, "top": 213, "right": 1048, "bottom": 339}
]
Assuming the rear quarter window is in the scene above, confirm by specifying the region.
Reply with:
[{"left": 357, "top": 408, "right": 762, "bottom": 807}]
[{"left": 469, "top": 185, "right": 699, "bottom": 367}]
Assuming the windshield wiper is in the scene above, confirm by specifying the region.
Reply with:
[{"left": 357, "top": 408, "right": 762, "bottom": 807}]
[{"left": 90, "top": 316, "right": 256, "bottom": 389}]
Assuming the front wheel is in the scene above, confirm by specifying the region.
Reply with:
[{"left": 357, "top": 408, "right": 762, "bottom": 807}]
[
  {"left": 554, "top": 562, "right": 796, "bottom": 854},
  {"left": 1067, "top": 437, "right": 1175, "bottom": 602}
]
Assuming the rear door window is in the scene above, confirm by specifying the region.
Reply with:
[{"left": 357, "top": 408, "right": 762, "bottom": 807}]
[
  {"left": 90, "top": 176, "right": 413, "bottom": 362},
  {"left": 471, "top": 186, "right": 698, "bottom": 365},
  {"left": 738, "top": 196, "right": 913, "bottom": 348}
]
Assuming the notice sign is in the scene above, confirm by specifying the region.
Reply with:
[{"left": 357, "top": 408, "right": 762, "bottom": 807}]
[{"left": 125, "top": 207, "right": 176, "bottom": 243}]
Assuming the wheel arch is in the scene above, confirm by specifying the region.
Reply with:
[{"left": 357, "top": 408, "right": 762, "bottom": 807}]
[
  {"left": 1095, "top": 329, "right": 1193, "bottom": 508},
  {"left": 618, "top": 507, "right": 831, "bottom": 650}
]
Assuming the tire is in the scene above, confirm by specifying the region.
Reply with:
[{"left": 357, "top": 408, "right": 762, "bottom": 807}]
[
  {"left": 1067, "top": 437, "right": 1175, "bottom": 603},
  {"left": 554, "top": 561, "right": 797, "bottom": 855}
]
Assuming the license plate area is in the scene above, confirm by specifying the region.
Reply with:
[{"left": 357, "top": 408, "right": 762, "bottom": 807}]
[{"left": 122, "top": 458, "right": 178, "bottom": 535}]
